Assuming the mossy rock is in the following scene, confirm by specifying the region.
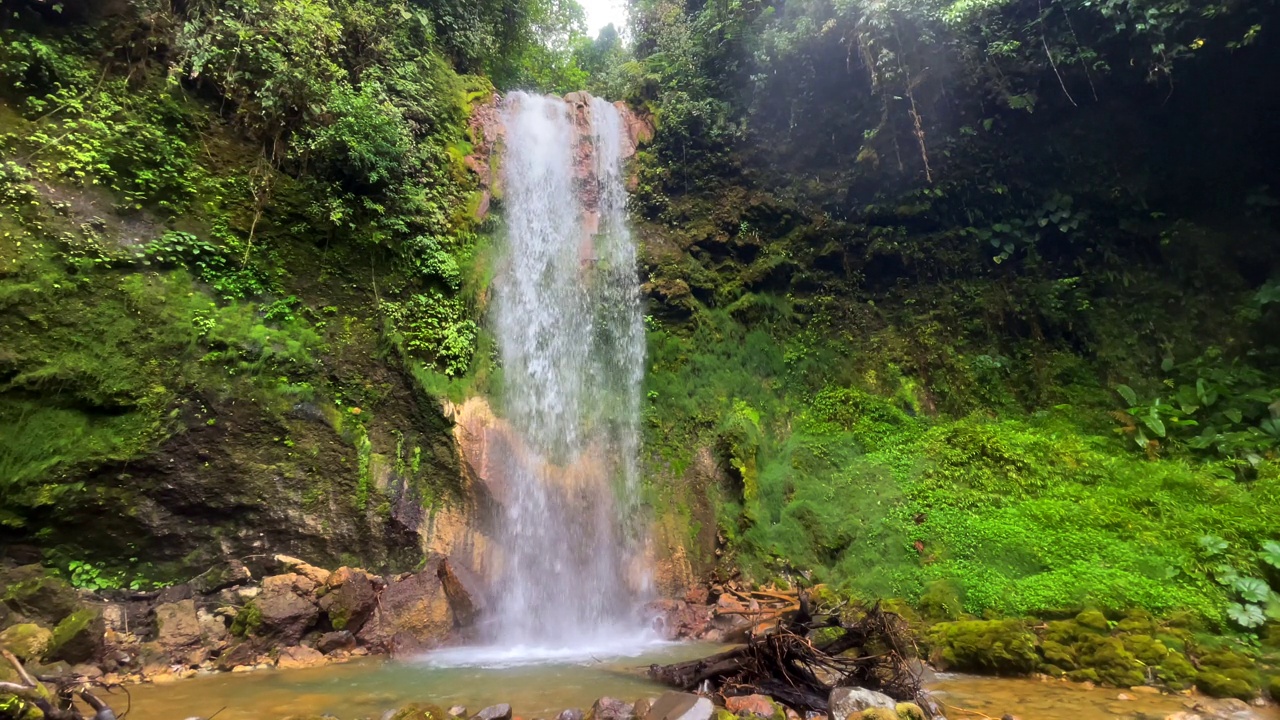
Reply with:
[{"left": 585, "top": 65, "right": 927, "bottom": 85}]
[
  {"left": 48, "top": 608, "right": 104, "bottom": 663},
  {"left": 1196, "top": 670, "right": 1258, "bottom": 700},
  {"left": 1039, "top": 639, "right": 1077, "bottom": 670},
  {"left": 927, "top": 620, "right": 1038, "bottom": 675},
  {"left": 0, "top": 622, "right": 53, "bottom": 662},
  {"left": 1114, "top": 609, "right": 1157, "bottom": 636},
  {"left": 0, "top": 565, "right": 78, "bottom": 625},
  {"left": 713, "top": 709, "right": 737, "bottom": 720},
  {"left": 1120, "top": 634, "right": 1168, "bottom": 665},
  {"left": 917, "top": 581, "right": 962, "bottom": 622},
  {"left": 895, "top": 703, "right": 925, "bottom": 720},
  {"left": 1075, "top": 636, "right": 1144, "bottom": 687},
  {"left": 1157, "top": 652, "right": 1197, "bottom": 691},
  {"left": 231, "top": 603, "right": 263, "bottom": 637},
  {"left": 1074, "top": 610, "right": 1110, "bottom": 633},
  {"left": 387, "top": 704, "right": 449, "bottom": 720},
  {"left": 1266, "top": 675, "right": 1280, "bottom": 700},
  {"left": 858, "top": 710, "right": 898, "bottom": 720}
]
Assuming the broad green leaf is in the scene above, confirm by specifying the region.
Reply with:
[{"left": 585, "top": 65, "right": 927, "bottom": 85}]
[
  {"left": 1227, "top": 602, "right": 1266, "bottom": 628},
  {"left": 1116, "top": 384, "right": 1138, "bottom": 407},
  {"left": 1143, "top": 411, "right": 1166, "bottom": 438},
  {"left": 1260, "top": 541, "right": 1280, "bottom": 569},
  {"left": 1224, "top": 408, "right": 1243, "bottom": 424},
  {"left": 1232, "top": 576, "right": 1271, "bottom": 603},
  {"left": 1200, "top": 535, "right": 1229, "bottom": 556},
  {"left": 1161, "top": 357, "right": 1174, "bottom": 372},
  {"left": 1213, "top": 563, "right": 1238, "bottom": 584}
]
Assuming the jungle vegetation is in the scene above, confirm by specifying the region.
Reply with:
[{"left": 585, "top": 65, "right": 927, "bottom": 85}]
[{"left": 0, "top": 0, "right": 1278, "bottom": 663}]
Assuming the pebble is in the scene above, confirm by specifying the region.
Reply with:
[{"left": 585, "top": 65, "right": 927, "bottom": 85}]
[{"left": 1117, "top": 693, "right": 1134, "bottom": 701}]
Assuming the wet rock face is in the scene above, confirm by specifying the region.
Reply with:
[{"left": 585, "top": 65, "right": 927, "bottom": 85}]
[
  {"left": 154, "top": 599, "right": 203, "bottom": 649},
  {"left": 356, "top": 558, "right": 466, "bottom": 654},
  {"left": 465, "top": 91, "right": 653, "bottom": 222}
]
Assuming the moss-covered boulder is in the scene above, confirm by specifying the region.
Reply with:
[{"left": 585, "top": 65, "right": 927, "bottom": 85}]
[
  {"left": 857, "top": 710, "right": 897, "bottom": 720},
  {"left": 927, "top": 619, "right": 1038, "bottom": 675},
  {"left": 0, "top": 565, "right": 78, "bottom": 625},
  {"left": 1267, "top": 675, "right": 1280, "bottom": 700},
  {"left": 0, "top": 622, "right": 53, "bottom": 661},
  {"left": 1070, "top": 636, "right": 1144, "bottom": 687},
  {"left": 1156, "top": 652, "right": 1197, "bottom": 690},
  {"left": 387, "top": 705, "right": 450, "bottom": 720},
  {"left": 47, "top": 608, "right": 104, "bottom": 663},
  {"left": 894, "top": 703, "right": 925, "bottom": 720},
  {"left": 1194, "top": 649, "right": 1260, "bottom": 699}
]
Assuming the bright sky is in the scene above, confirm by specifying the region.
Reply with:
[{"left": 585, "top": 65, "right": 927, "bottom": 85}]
[{"left": 579, "top": 0, "right": 628, "bottom": 36}]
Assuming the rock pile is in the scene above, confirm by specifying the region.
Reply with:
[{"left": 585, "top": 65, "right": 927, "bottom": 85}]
[{"left": 0, "top": 554, "right": 480, "bottom": 685}]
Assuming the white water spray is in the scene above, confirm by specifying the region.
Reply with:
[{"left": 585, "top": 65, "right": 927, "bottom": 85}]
[{"left": 469, "top": 92, "right": 648, "bottom": 658}]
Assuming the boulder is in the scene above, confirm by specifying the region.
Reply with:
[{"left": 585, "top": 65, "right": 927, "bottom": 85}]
[
  {"left": 473, "top": 705, "right": 513, "bottom": 720},
  {"left": 277, "top": 644, "right": 325, "bottom": 669},
  {"left": 357, "top": 560, "right": 456, "bottom": 652},
  {"left": 558, "top": 710, "right": 585, "bottom": 720},
  {"left": 252, "top": 574, "right": 320, "bottom": 644},
  {"left": 828, "top": 688, "right": 895, "bottom": 720},
  {"left": 216, "top": 640, "right": 259, "bottom": 671},
  {"left": 191, "top": 560, "right": 253, "bottom": 595},
  {"left": 319, "top": 567, "right": 380, "bottom": 633},
  {"left": 725, "top": 695, "right": 778, "bottom": 719},
  {"left": 155, "top": 600, "right": 203, "bottom": 649},
  {"left": 317, "top": 630, "right": 356, "bottom": 654},
  {"left": 274, "top": 555, "right": 332, "bottom": 587},
  {"left": 634, "top": 700, "right": 653, "bottom": 720},
  {"left": 448, "top": 707, "right": 468, "bottom": 718},
  {"left": 0, "top": 622, "right": 53, "bottom": 661},
  {"left": 591, "top": 698, "right": 634, "bottom": 720},
  {"left": 644, "top": 693, "right": 714, "bottom": 720},
  {"left": 0, "top": 565, "right": 79, "bottom": 625},
  {"left": 48, "top": 608, "right": 104, "bottom": 663}
]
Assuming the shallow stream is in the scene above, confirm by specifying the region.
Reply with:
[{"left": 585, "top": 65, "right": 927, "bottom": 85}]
[{"left": 117, "top": 644, "right": 1279, "bottom": 720}]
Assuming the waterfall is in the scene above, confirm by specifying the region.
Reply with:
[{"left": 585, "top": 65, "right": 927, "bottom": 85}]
[{"left": 485, "top": 92, "right": 648, "bottom": 652}]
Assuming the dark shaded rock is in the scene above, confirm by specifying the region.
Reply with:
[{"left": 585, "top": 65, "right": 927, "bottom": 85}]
[
  {"left": 319, "top": 567, "right": 379, "bottom": 633},
  {"left": 591, "top": 697, "right": 634, "bottom": 720},
  {"left": 155, "top": 599, "right": 202, "bottom": 649},
  {"left": 253, "top": 574, "right": 320, "bottom": 644},
  {"left": 155, "top": 583, "right": 194, "bottom": 604},
  {"left": 473, "top": 704, "right": 513, "bottom": 720},
  {"left": 216, "top": 640, "right": 259, "bottom": 671},
  {"left": 1, "top": 565, "right": 78, "bottom": 625},
  {"left": 437, "top": 559, "right": 481, "bottom": 628},
  {"left": 48, "top": 608, "right": 104, "bottom": 663},
  {"left": 644, "top": 693, "right": 713, "bottom": 720},
  {"left": 317, "top": 630, "right": 356, "bottom": 654},
  {"left": 191, "top": 560, "right": 252, "bottom": 595}
]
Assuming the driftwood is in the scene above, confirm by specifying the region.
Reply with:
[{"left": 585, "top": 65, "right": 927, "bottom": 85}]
[
  {"left": 650, "top": 593, "right": 933, "bottom": 716},
  {"left": 1, "top": 649, "right": 120, "bottom": 720}
]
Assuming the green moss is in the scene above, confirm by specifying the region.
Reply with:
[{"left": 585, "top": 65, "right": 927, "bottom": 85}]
[
  {"left": 1196, "top": 671, "right": 1257, "bottom": 699},
  {"left": 0, "top": 623, "right": 53, "bottom": 661},
  {"left": 858, "top": 710, "right": 898, "bottom": 720},
  {"left": 1073, "top": 636, "right": 1144, "bottom": 687},
  {"left": 927, "top": 619, "right": 1039, "bottom": 675},
  {"left": 1157, "top": 652, "right": 1197, "bottom": 690},
  {"left": 1074, "top": 610, "right": 1110, "bottom": 633},
  {"left": 1267, "top": 675, "right": 1280, "bottom": 700},
  {"left": 895, "top": 703, "right": 926, "bottom": 720},
  {"left": 230, "top": 603, "right": 263, "bottom": 638},
  {"left": 47, "top": 608, "right": 101, "bottom": 663}
]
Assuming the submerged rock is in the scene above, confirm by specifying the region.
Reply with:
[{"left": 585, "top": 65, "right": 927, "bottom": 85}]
[{"left": 557, "top": 709, "right": 584, "bottom": 720}]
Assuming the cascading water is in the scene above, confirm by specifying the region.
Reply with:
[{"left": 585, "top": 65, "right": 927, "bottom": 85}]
[{"left": 480, "top": 92, "right": 649, "bottom": 655}]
